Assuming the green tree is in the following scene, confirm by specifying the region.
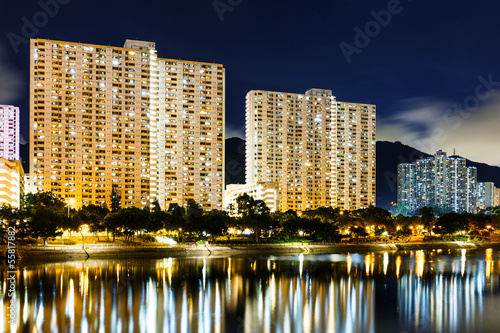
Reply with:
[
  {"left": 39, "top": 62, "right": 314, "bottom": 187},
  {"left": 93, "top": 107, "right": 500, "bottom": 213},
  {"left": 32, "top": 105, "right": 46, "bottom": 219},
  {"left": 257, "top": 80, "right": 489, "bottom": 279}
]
[
  {"left": 418, "top": 206, "right": 439, "bottom": 234},
  {"left": 236, "top": 193, "right": 271, "bottom": 242},
  {"left": 149, "top": 199, "right": 167, "bottom": 233},
  {"left": 202, "top": 210, "right": 232, "bottom": 241},
  {"left": 353, "top": 206, "right": 394, "bottom": 235},
  {"left": 465, "top": 212, "right": 490, "bottom": 233},
  {"left": 389, "top": 203, "right": 415, "bottom": 217},
  {"left": 73, "top": 204, "right": 109, "bottom": 240},
  {"left": 337, "top": 210, "right": 356, "bottom": 229},
  {"left": 103, "top": 209, "right": 123, "bottom": 242},
  {"left": 271, "top": 210, "right": 298, "bottom": 240},
  {"left": 350, "top": 226, "right": 369, "bottom": 238},
  {"left": 184, "top": 199, "right": 204, "bottom": 235},
  {"left": 103, "top": 207, "right": 149, "bottom": 242},
  {"left": 0, "top": 205, "right": 22, "bottom": 242},
  {"left": 121, "top": 207, "right": 149, "bottom": 241},
  {"left": 491, "top": 210, "right": 500, "bottom": 230},
  {"left": 436, "top": 213, "right": 467, "bottom": 236},
  {"left": 165, "top": 203, "right": 186, "bottom": 231},
  {"left": 23, "top": 192, "right": 66, "bottom": 245},
  {"left": 394, "top": 214, "right": 418, "bottom": 236},
  {"left": 303, "top": 207, "right": 341, "bottom": 224},
  {"left": 302, "top": 207, "right": 341, "bottom": 241}
]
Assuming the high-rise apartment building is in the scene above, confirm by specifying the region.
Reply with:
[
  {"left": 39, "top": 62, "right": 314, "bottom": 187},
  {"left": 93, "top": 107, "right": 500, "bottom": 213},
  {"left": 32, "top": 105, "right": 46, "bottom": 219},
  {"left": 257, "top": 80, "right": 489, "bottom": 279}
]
[
  {"left": 477, "top": 182, "right": 495, "bottom": 210},
  {"left": 0, "top": 105, "right": 20, "bottom": 160},
  {"left": 244, "top": 88, "right": 375, "bottom": 212},
  {"left": 30, "top": 38, "right": 224, "bottom": 210},
  {"left": 397, "top": 151, "right": 478, "bottom": 213},
  {"left": 397, "top": 163, "right": 416, "bottom": 211},
  {"left": 156, "top": 59, "right": 225, "bottom": 210},
  {"left": 494, "top": 187, "right": 500, "bottom": 208},
  {"left": 466, "top": 167, "right": 478, "bottom": 212}
]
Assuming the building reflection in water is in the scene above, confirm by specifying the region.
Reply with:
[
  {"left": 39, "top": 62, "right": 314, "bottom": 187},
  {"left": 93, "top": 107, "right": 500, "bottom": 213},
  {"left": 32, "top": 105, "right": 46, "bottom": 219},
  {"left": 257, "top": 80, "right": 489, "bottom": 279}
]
[
  {"left": 397, "top": 248, "right": 500, "bottom": 333},
  {"left": 0, "top": 249, "right": 499, "bottom": 333}
]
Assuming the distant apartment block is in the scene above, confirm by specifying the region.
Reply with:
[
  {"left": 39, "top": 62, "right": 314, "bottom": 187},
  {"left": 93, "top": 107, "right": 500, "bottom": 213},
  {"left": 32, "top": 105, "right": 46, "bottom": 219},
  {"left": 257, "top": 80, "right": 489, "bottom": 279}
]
[
  {"left": 477, "top": 182, "right": 495, "bottom": 210},
  {"left": 30, "top": 38, "right": 224, "bottom": 210},
  {"left": 466, "top": 167, "right": 478, "bottom": 212},
  {"left": 397, "top": 150, "right": 478, "bottom": 213},
  {"left": 244, "top": 88, "right": 375, "bottom": 212},
  {"left": 495, "top": 187, "right": 500, "bottom": 208},
  {"left": 0, "top": 105, "right": 19, "bottom": 160},
  {"left": 0, "top": 158, "right": 24, "bottom": 208},
  {"left": 397, "top": 163, "right": 417, "bottom": 211}
]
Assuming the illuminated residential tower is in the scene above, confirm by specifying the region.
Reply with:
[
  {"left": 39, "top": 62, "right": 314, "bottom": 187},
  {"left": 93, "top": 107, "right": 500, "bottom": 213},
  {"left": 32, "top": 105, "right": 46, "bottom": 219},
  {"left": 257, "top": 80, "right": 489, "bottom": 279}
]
[
  {"left": 0, "top": 105, "right": 20, "bottom": 160},
  {"left": 156, "top": 59, "right": 225, "bottom": 210},
  {"left": 397, "top": 150, "right": 479, "bottom": 213},
  {"left": 30, "top": 38, "right": 224, "bottom": 210},
  {"left": 244, "top": 88, "right": 376, "bottom": 212}
]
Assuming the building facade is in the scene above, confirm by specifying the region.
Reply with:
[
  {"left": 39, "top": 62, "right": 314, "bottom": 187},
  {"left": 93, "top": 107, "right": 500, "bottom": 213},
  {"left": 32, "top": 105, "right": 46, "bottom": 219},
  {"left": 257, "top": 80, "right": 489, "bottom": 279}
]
[
  {"left": 397, "top": 151, "right": 478, "bottom": 213},
  {"left": 477, "top": 182, "right": 495, "bottom": 210},
  {"left": 494, "top": 187, "right": 500, "bottom": 208},
  {"left": 397, "top": 163, "right": 417, "bottom": 211},
  {"left": 225, "top": 182, "right": 279, "bottom": 214},
  {"left": 156, "top": 59, "right": 225, "bottom": 210},
  {"left": 245, "top": 88, "right": 375, "bottom": 212},
  {"left": 23, "top": 174, "right": 36, "bottom": 195},
  {"left": 466, "top": 167, "right": 478, "bottom": 212},
  {"left": 0, "top": 158, "right": 24, "bottom": 208},
  {"left": 30, "top": 38, "right": 224, "bottom": 210},
  {"left": 0, "top": 105, "right": 20, "bottom": 160}
]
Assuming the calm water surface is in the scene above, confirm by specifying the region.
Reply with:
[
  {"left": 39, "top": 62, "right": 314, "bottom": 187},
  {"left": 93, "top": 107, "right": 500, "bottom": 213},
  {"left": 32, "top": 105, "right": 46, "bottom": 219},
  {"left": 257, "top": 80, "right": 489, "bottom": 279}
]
[{"left": 2, "top": 249, "right": 500, "bottom": 333}]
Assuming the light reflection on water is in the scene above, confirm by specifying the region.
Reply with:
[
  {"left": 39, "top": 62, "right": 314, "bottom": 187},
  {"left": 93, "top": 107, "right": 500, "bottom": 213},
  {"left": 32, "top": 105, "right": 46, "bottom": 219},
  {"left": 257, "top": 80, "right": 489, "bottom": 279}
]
[{"left": 1, "top": 249, "right": 500, "bottom": 333}]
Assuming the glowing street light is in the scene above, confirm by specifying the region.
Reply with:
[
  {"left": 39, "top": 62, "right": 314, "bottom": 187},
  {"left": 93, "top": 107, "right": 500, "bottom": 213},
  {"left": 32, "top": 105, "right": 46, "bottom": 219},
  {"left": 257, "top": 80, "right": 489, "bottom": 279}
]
[{"left": 67, "top": 198, "right": 75, "bottom": 218}]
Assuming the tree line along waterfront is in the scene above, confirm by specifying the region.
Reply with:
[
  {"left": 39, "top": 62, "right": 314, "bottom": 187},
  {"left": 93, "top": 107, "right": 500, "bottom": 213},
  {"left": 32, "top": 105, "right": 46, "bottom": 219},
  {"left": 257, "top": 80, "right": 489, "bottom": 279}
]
[{"left": 0, "top": 192, "right": 499, "bottom": 246}]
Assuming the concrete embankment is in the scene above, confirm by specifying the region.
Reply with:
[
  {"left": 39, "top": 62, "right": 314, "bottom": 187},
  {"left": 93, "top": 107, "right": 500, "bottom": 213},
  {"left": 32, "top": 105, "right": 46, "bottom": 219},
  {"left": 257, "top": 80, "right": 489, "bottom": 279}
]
[{"left": 8, "top": 241, "right": 500, "bottom": 262}]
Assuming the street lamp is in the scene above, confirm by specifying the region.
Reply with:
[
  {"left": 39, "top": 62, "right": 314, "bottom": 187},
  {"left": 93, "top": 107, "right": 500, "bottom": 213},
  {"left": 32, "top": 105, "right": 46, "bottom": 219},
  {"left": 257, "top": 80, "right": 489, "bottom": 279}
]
[
  {"left": 64, "top": 198, "right": 75, "bottom": 246},
  {"left": 67, "top": 198, "right": 75, "bottom": 217}
]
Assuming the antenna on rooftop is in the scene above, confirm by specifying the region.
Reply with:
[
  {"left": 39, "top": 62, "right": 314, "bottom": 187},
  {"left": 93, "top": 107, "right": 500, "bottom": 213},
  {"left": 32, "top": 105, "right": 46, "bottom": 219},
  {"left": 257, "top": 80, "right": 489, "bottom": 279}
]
[{"left": 453, "top": 148, "right": 456, "bottom": 155}]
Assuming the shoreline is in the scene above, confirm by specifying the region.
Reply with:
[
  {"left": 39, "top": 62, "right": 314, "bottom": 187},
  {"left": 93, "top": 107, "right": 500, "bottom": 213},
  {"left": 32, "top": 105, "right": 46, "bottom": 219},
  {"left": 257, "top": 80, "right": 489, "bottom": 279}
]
[{"left": 6, "top": 241, "right": 500, "bottom": 262}]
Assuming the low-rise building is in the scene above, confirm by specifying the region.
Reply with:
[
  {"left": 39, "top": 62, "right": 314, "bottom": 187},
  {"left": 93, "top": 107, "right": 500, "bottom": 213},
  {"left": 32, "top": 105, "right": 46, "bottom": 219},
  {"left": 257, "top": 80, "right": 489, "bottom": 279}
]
[
  {"left": 225, "top": 182, "right": 279, "bottom": 215},
  {"left": 0, "top": 158, "right": 24, "bottom": 208}
]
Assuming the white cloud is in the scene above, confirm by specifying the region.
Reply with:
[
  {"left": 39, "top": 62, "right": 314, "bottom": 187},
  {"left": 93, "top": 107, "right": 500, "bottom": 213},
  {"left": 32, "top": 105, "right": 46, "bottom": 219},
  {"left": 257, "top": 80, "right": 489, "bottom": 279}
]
[
  {"left": 378, "top": 95, "right": 500, "bottom": 167},
  {"left": 389, "top": 97, "right": 449, "bottom": 126},
  {"left": 225, "top": 124, "right": 245, "bottom": 139}
]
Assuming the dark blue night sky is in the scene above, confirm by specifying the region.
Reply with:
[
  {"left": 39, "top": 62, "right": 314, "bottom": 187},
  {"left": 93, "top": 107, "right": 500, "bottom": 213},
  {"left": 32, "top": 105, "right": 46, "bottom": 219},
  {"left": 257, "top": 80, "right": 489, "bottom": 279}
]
[{"left": 2, "top": 0, "right": 500, "bottom": 164}]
